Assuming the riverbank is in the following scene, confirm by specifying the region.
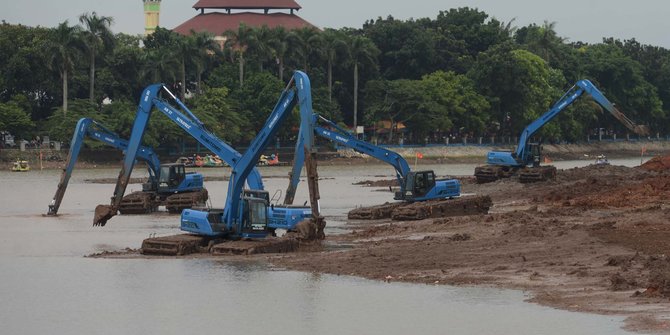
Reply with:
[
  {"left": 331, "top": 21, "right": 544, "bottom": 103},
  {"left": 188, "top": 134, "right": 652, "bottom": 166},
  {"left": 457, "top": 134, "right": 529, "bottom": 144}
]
[
  {"left": 270, "top": 159, "right": 670, "bottom": 334},
  {"left": 2, "top": 141, "right": 667, "bottom": 171}
]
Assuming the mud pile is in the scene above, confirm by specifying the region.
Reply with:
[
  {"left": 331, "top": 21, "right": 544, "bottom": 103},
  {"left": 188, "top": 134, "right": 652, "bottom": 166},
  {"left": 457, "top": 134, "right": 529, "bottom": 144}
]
[
  {"left": 639, "top": 155, "right": 670, "bottom": 172},
  {"left": 275, "top": 162, "right": 670, "bottom": 329},
  {"left": 348, "top": 195, "right": 492, "bottom": 220}
]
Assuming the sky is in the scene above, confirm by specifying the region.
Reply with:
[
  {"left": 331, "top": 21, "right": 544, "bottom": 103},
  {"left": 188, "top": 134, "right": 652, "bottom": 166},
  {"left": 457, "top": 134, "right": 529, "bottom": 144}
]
[{"left": 2, "top": 0, "right": 670, "bottom": 48}]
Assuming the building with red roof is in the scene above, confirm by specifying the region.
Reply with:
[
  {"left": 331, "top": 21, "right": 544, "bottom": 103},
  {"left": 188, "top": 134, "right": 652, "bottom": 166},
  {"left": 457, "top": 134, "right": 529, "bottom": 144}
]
[{"left": 173, "top": 0, "right": 316, "bottom": 37}]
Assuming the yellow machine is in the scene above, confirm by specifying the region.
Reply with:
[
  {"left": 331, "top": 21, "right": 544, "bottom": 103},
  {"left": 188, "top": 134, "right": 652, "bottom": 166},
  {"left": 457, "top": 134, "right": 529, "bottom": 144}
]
[{"left": 11, "top": 160, "right": 30, "bottom": 172}]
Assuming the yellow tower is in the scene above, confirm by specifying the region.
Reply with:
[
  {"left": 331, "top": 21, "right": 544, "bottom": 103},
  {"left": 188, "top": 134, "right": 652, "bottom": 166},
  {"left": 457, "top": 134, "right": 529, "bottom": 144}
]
[{"left": 143, "top": 0, "right": 161, "bottom": 35}]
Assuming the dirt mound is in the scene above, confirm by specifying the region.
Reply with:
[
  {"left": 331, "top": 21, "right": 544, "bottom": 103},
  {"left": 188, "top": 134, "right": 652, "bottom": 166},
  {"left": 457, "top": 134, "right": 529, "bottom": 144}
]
[{"left": 639, "top": 156, "right": 670, "bottom": 172}]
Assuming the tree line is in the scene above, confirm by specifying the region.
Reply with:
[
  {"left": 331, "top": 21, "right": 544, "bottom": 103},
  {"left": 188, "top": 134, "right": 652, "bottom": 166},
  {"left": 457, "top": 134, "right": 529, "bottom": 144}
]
[{"left": 1, "top": 8, "right": 669, "bottom": 149}]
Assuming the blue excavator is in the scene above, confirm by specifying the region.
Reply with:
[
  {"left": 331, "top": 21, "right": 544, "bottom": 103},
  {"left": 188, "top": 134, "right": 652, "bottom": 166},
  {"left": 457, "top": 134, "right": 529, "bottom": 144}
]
[
  {"left": 46, "top": 118, "right": 206, "bottom": 216},
  {"left": 179, "top": 71, "right": 322, "bottom": 238},
  {"left": 93, "top": 77, "right": 313, "bottom": 236},
  {"left": 474, "top": 79, "right": 650, "bottom": 183},
  {"left": 283, "top": 113, "right": 461, "bottom": 206}
]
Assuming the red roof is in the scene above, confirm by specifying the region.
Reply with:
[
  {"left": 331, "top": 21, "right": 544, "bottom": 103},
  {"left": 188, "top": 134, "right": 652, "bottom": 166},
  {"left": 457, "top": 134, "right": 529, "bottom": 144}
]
[
  {"left": 174, "top": 12, "right": 316, "bottom": 35},
  {"left": 193, "top": 0, "right": 301, "bottom": 10}
]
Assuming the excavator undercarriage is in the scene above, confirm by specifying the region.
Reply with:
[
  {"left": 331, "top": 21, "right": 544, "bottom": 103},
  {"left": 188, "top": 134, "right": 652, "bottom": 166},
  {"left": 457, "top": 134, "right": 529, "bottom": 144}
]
[
  {"left": 474, "top": 165, "right": 557, "bottom": 183},
  {"left": 348, "top": 195, "right": 492, "bottom": 221},
  {"left": 116, "top": 189, "right": 209, "bottom": 215},
  {"left": 474, "top": 165, "right": 518, "bottom": 183}
]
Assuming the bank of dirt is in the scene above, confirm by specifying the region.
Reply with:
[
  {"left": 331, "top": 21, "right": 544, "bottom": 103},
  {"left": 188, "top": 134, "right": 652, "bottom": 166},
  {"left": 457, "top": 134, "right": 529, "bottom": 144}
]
[{"left": 271, "top": 158, "right": 670, "bottom": 334}]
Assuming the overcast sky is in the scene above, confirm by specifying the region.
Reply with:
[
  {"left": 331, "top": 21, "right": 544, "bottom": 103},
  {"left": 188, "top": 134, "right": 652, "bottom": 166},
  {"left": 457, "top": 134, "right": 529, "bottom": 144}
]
[{"left": 2, "top": 0, "right": 669, "bottom": 48}]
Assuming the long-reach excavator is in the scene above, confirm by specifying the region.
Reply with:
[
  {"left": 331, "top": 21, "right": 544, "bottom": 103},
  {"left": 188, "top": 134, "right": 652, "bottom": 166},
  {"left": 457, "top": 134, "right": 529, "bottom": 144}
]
[
  {"left": 284, "top": 113, "right": 491, "bottom": 221},
  {"left": 92, "top": 74, "right": 315, "bottom": 240},
  {"left": 284, "top": 113, "right": 460, "bottom": 205},
  {"left": 46, "top": 118, "right": 206, "bottom": 216},
  {"left": 475, "top": 79, "right": 650, "bottom": 183},
  {"left": 107, "top": 71, "right": 322, "bottom": 256},
  {"left": 179, "top": 71, "right": 323, "bottom": 238}
]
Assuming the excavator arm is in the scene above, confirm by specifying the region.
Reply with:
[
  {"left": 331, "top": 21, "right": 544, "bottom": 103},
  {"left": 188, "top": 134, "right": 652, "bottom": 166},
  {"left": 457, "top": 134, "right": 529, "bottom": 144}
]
[
  {"left": 284, "top": 114, "right": 411, "bottom": 205},
  {"left": 47, "top": 118, "right": 161, "bottom": 216},
  {"left": 93, "top": 84, "right": 264, "bottom": 226},
  {"left": 505, "top": 79, "right": 649, "bottom": 166},
  {"left": 478, "top": 79, "right": 650, "bottom": 183},
  {"left": 224, "top": 71, "right": 318, "bottom": 225}
]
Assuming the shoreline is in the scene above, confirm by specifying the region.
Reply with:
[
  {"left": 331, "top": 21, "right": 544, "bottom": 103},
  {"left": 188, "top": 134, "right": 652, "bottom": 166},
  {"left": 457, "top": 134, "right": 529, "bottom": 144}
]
[{"left": 1, "top": 141, "right": 666, "bottom": 171}]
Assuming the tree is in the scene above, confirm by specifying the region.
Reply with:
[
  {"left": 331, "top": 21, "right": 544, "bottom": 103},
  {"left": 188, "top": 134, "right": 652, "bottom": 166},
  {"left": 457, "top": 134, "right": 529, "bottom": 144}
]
[
  {"left": 231, "top": 72, "right": 284, "bottom": 140},
  {"left": 289, "top": 27, "right": 320, "bottom": 72},
  {"left": 141, "top": 48, "right": 179, "bottom": 84},
  {"left": 248, "top": 25, "right": 273, "bottom": 72},
  {"left": 268, "top": 27, "right": 293, "bottom": 81},
  {"left": 224, "top": 23, "right": 255, "bottom": 87},
  {"left": 0, "top": 97, "right": 35, "bottom": 138},
  {"left": 45, "top": 21, "right": 83, "bottom": 114},
  {"left": 348, "top": 35, "right": 379, "bottom": 130},
  {"left": 468, "top": 44, "right": 565, "bottom": 138},
  {"left": 365, "top": 71, "right": 489, "bottom": 142},
  {"left": 363, "top": 16, "right": 439, "bottom": 79},
  {"left": 515, "top": 21, "right": 565, "bottom": 63},
  {"left": 319, "top": 29, "right": 348, "bottom": 102},
  {"left": 191, "top": 87, "right": 246, "bottom": 141},
  {"left": 188, "top": 31, "right": 220, "bottom": 95},
  {"left": 579, "top": 43, "right": 664, "bottom": 133},
  {"left": 45, "top": 99, "right": 101, "bottom": 142},
  {"left": 79, "top": 12, "right": 114, "bottom": 102}
]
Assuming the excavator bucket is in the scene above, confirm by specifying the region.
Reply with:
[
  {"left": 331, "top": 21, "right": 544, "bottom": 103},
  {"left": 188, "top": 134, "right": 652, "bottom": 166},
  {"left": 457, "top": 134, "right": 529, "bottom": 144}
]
[
  {"left": 93, "top": 205, "right": 117, "bottom": 226},
  {"left": 634, "top": 125, "right": 651, "bottom": 137}
]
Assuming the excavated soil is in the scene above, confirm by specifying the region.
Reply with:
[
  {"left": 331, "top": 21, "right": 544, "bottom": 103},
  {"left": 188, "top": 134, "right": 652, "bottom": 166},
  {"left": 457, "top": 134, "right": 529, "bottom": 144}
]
[{"left": 272, "top": 158, "right": 670, "bottom": 334}]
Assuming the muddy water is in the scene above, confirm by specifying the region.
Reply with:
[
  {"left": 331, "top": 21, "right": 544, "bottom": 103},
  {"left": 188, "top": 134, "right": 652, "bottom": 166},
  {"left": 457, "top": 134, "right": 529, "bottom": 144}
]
[{"left": 0, "top": 160, "right": 640, "bottom": 334}]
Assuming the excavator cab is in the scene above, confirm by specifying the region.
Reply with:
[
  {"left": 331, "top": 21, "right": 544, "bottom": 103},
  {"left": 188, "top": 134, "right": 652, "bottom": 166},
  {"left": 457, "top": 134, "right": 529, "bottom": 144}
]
[
  {"left": 241, "top": 196, "right": 269, "bottom": 235},
  {"left": 180, "top": 192, "right": 270, "bottom": 237},
  {"left": 396, "top": 170, "right": 437, "bottom": 201},
  {"left": 157, "top": 163, "right": 186, "bottom": 192}
]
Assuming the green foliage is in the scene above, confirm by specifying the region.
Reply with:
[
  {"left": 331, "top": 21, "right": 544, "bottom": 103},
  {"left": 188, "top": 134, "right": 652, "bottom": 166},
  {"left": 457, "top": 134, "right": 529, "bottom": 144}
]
[
  {"left": 363, "top": 16, "right": 439, "bottom": 79},
  {"left": 468, "top": 45, "right": 566, "bottom": 138},
  {"left": 190, "top": 86, "right": 247, "bottom": 142},
  {"left": 0, "top": 97, "right": 35, "bottom": 137},
  {"left": 231, "top": 72, "right": 284, "bottom": 140},
  {"left": 2, "top": 7, "right": 670, "bottom": 146},
  {"left": 44, "top": 99, "right": 101, "bottom": 142},
  {"left": 365, "top": 71, "right": 489, "bottom": 140}
]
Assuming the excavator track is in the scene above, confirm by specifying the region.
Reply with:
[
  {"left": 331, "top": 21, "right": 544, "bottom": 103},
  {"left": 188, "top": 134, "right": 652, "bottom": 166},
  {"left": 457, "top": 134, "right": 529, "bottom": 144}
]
[
  {"left": 210, "top": 238, "right": 300, "bottom": 255},
  {"left": 164, "top": 189, "right": 208, "bottom": 214},
  {"left": 348, "top": 195, "right": 492, "bottom": 221},
  {"left": 119, "top": 191, "right": 157, "bottom": 214},
  {"left": 474, "top": 165, "right": 517, "bottom": 183},
  {"left": 141, "top": 234, "right": 213, "bottom": 256},
  {"left": 141, "top": 234, "right": 301, "bottom": 256},
  {"left": 518, "top": 166, "right": 557, "bottom": 183}
]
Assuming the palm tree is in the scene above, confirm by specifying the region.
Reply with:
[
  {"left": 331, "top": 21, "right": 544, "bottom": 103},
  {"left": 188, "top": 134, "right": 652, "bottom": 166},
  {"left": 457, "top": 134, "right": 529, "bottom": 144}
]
[
  {"left": 290, "top": 27, "right": 320, "bottom": 71},
  {"left": 348, "top": 35, "right": 379, "bottom": 130},
  {"left": 189, "top": 31, "right": 220, "bottom": 95},
  {"left": 224, "top": 23, "right": 255, "bottom": 87},
  {"left": 141, "top": 48, "right": 179, "bottom": 84},
  {"left": 532, "top": 20, "right": 565, "bottom": 62},
  {"left": 79, "top": 12, "right": 114, "bottom": 102},
  {"left": 249, "top": 25, "right": 273, "bottom": 72},
  {"left": 319, "top": 29, "right": 348, "bottom": 102},
  {"left": 45, "top": 21, "right": 83, "bottom": 114},
  {"left": 268, "top": 27, "right": 298, "bottom": 81}
]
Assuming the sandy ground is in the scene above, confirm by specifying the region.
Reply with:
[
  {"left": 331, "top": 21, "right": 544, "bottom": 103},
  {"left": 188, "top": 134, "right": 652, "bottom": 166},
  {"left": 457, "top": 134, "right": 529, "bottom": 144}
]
[{"left": 270, "top": 157, "right": 670, "bottom": 334}]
